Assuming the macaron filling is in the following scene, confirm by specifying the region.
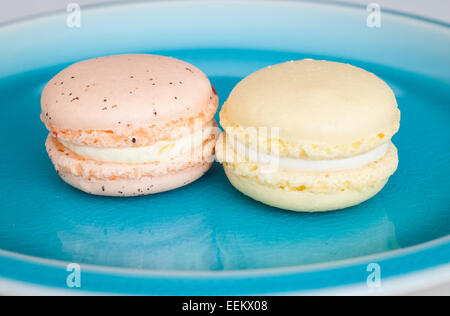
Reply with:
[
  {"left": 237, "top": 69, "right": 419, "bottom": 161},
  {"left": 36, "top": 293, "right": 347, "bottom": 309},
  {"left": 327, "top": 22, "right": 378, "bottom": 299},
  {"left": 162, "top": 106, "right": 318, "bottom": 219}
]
[
  {"left": 228, "top": 138, "right": 391, "bottom": 172},
  {"left": 59, "top": 124, "right": 216, "bottom": 164}
]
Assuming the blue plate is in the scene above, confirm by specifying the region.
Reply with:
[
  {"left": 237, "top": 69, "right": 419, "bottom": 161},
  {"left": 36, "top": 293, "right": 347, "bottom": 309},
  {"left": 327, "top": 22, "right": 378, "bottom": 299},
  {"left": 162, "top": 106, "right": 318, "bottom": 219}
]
[{"left": 0, "top": 1, "right": 449, "bottom": 295}]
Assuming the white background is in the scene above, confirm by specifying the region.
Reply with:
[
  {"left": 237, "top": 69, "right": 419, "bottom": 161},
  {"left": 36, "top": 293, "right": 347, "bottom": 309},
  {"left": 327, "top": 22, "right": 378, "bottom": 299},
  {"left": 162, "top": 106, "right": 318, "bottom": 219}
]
[
  {"left": 0, "top": 0, "right": 448, "bottom": 296},
  {"left": 0, "top": 0, "right": 449, "bottom": 24}
]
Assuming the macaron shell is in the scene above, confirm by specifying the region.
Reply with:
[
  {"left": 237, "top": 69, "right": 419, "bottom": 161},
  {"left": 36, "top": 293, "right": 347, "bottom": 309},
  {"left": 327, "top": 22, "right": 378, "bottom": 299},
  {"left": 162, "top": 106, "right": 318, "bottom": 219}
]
[
  {"left": 59, "top": 162, "right": 213, "bottom": 197},
  {"left": 41, "top": 54, "right": 215, "bottom": 131},
  {"left": 221, "top": 59, "right": 400, "bottom": 146},
  {"left": 224, "top": 166, "right": 389, "bottom": 212}
]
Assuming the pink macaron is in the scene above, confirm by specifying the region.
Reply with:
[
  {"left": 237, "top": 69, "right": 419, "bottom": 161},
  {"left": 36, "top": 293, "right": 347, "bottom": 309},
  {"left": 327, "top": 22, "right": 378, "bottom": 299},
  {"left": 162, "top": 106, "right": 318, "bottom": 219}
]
[{"left": 41, "top": 54, "right": 219, "bottom": 196}]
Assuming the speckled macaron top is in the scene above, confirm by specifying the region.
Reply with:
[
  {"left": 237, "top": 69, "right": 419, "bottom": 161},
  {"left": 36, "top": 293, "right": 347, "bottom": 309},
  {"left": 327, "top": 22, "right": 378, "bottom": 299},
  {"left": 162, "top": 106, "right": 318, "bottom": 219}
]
[
  {"left": 41, "top": 54, "right": 218, "bottom": 147},
  {"left": 220, "top": 59, "right": 400, "bottom": 159}
]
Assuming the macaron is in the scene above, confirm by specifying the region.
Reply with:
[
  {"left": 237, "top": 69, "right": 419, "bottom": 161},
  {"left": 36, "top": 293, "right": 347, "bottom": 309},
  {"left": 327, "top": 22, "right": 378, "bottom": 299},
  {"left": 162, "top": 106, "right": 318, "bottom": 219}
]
[
  {"left": 41, "top": 54, "right": 219, "bottom": 196},
  {"left": 216, "top": 59, "right": 400, "bottom": 212}
]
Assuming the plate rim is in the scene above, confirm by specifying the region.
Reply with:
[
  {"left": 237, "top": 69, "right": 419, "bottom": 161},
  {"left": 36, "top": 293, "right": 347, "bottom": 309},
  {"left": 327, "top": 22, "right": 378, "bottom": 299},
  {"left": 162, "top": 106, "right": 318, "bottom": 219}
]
[
  {"left": 0, "top": 235, "right": 449, "bottom": 295},
  {"left": 1, "top": 0, "right": 449, "bottom": 29},
  {"left": 0, "top": 0, "right": 449, "bottom": 294},
  {"left": 0, "top": 234, "right": 449, "bottom": 277}
]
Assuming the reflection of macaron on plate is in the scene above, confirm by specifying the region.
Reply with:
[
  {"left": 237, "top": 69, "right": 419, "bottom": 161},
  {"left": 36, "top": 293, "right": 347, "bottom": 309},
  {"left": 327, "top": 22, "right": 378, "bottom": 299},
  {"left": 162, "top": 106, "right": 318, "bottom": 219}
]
[
  {"left": 216, "top": 59, "right": 400, "bottom": 212},
  {"left": 41, "top": 54, "right": 219, "bottom": 196}
]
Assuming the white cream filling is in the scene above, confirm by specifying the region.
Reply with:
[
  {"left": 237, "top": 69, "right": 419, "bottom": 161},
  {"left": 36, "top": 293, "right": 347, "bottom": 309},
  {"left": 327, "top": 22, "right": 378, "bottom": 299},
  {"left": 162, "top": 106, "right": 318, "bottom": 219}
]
[
  {"left": 233, "top": 141, "right": 390, "bottom": 172},
  {"left": 61, "top": 126, "right": 215, "bottom": 163}
]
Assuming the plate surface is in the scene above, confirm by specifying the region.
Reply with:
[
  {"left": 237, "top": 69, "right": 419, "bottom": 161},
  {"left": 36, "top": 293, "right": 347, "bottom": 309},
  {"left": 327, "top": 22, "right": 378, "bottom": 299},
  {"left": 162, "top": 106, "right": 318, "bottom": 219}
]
[{"left": 0, "top": 1, "right": 449, "bottom": 295}]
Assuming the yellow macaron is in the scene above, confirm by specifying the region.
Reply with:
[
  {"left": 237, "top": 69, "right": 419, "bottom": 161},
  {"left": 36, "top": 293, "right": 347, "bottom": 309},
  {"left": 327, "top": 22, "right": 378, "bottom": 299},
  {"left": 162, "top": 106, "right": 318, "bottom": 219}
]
[{"left": 216, "top": 59, "right": 400, "bottom": 212}]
